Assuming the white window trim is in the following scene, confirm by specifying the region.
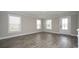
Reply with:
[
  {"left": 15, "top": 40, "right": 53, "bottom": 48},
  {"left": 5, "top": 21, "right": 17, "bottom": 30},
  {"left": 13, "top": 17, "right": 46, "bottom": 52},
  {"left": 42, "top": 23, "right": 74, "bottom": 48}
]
[
  {"left": 46, "top": 19, "right": 52, "bottom": 30},
  {"left": 61, "top": 16, "right": 71, "bottom": 30},
  {"left": 8, "top": 14, "right": 22, "bottom": 33},
  {"left": 61, "top": 18, "right": 68, "bottom": 30},
  {"left": 36, "top": 19, "right": 42, "bottom": 30}
]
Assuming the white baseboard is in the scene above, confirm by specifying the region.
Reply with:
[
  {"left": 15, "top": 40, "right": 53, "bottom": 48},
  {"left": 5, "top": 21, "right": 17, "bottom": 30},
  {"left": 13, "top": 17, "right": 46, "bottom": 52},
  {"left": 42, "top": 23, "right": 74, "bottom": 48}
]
[
  {"left": 55, "top": 32, "right": 77, "bottom": 36},
  {"left": 44, "top": 31, "right": 77, "bottom": 36},
  {"left": 0, "top": 31, "right": 77, "bottom": 40},
  {"left": 0, "top": 31, "right": 41, "bottom": 40}
]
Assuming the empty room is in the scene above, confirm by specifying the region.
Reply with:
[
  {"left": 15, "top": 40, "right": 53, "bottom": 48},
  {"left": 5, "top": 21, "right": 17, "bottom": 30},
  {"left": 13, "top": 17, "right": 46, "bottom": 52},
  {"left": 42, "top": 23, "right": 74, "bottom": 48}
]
[{"left": 0, "top": 11, "right": 79, "bottom": 48}]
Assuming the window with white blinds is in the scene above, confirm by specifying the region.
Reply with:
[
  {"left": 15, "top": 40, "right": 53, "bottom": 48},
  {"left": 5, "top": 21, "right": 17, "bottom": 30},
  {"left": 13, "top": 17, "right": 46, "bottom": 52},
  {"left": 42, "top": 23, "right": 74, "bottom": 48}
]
[
  {"left": 8, "top": 15, "right": 21, "bottom": 33},
  {"left": 36, "top": 19, "right": 41, "bottom": 30},
  {"left": 46, "top": 20, "right": 52, "bottom": 29}
]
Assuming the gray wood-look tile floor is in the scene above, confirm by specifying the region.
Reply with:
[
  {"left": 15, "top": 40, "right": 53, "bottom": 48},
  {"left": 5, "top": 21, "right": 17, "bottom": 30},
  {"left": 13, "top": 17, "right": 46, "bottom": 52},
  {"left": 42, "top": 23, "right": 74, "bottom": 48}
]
[{"left": 0, "top": 32, "right": 78, "bottom": 48}]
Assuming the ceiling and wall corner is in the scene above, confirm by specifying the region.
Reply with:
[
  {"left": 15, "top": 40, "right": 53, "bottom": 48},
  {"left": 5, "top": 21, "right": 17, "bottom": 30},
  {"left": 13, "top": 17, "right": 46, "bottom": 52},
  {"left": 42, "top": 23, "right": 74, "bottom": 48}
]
[
  {"left": 7, "top": 11, "right": 78, "bottom": 19},
  {"left": 0, "top": 11, "right": 79, "bottom": 40}
]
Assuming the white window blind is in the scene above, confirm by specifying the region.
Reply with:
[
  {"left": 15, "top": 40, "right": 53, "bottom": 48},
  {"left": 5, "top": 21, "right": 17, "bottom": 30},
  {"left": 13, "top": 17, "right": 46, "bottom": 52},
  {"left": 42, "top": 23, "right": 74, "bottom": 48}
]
[
  {"left": 46, "top": 20, "right": 52, "bottom": 29},
  {"left": 8, "top": 15, "right": 21, "bottom": 33},
  {"left": 62, "top": 18, "right": 68, "bottom": 30},
  {"left": 36, "top": 19, "right": 41, "bottom": 30}
]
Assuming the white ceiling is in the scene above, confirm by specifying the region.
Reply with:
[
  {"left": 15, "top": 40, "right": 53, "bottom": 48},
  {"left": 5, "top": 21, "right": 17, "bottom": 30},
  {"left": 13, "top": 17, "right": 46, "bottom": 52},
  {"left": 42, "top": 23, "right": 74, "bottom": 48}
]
[
  {"left": 8, "top": 11, "right": 78, "bottom": 15},
  {"left": 8, "top": 11, "right": 78, "bottom": 19}
]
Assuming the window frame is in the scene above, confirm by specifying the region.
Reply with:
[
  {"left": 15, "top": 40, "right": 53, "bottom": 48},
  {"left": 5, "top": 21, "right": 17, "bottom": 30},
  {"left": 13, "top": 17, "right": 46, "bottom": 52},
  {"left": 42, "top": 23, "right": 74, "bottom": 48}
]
[
  {"left": 61, "top": 17, "right": 68, "bottom": 30},
  {"left": 36, "top": 19, "right": 42, "bottom": 30},
  {"left": 46, "top": 19, "right": 52, "bottom": 30},
  {"left": 8, "top": 14, "right": 21, "bottom": 33}
]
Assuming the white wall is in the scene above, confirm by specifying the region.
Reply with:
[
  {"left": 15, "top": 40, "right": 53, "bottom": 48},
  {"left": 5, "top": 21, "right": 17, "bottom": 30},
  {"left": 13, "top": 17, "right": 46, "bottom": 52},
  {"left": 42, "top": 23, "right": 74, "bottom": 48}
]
[
  {"left": 77, "top": 14, "right": 79, "bottom": 28},
  {"left": 77, "top": 13, "right": 79, "bottom": 48},
  {"left": 0, "top": 11, "right": 78, "bottom": 39},
  {"left": 71, "top": 14, "right": 77, "bottom": 35},
  {"left": 0, "top": 13, "right": 2, "bottom": 36},
  {"left": 42, "top": 16, "right": 59, "bottom": 33},
  {"left": 78, "top": 19, "right": 79, "bottom": 28},
  {"left": 42, "top": 14, "right": 78, "bottom": 36},
  {"left": 0, "top": 12, "right": 41, "bottom": 39}
]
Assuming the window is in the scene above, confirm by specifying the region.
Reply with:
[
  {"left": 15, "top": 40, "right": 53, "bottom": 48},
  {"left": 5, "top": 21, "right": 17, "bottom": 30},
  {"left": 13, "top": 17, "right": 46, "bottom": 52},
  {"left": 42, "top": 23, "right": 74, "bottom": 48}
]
[
  {"left": 46, "top": 20, "right": 52, "bottom": 29},
  {"left": 36, "top": 19, "right": 41, "bottom": 30},
  {"left": 8, "top": 15, "right": 21, "bottom": 33},
  {"left": 61, "top": 18, "right": 68, "bottom": 30}
]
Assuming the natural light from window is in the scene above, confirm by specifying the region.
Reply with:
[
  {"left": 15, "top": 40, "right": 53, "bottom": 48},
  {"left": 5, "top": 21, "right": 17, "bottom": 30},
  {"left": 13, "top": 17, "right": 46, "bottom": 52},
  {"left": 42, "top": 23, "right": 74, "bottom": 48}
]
[
  {"left": 8, "top": 15, "right": 21, "bottom": 33},
  {"left": 62, "top": 18, "right": 68, "bottom": 30},
  {"left": 46, "top": 20, "right": 52, "bottom": 29},
  {"left": 36, "top": 19, "right": 41, "bottom": 30}
]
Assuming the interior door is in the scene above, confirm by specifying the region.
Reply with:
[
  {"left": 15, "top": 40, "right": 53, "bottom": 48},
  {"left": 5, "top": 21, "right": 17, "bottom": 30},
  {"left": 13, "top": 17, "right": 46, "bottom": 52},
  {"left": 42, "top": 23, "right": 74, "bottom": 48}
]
[{"left": 59, "top": 16, "right": 71, "bottom": 35}]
